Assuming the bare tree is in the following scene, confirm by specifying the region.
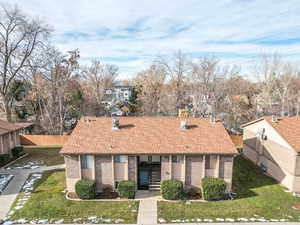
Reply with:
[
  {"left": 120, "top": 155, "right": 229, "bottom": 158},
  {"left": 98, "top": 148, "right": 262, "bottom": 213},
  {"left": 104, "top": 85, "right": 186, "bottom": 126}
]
[
  {"left": 28, "top": 47, "right": 80, "bottom": 134},
  {"left": 134, "top": 64, "right": 166, "bottom": 116},
  {"left": 188, "top": 57, "right": 219, "bottom": 117},
  {"left": 254, "top": 54, "right": 299, "bottom": 116},
  {"left": 0, "top": 5, "right": 50, "bottom": 121},
  {"left": 82, "top": 60, "right": 118, "bottom": 116},
  {"left": 156, "top": 51, "right": 190, "bottom": 114}
]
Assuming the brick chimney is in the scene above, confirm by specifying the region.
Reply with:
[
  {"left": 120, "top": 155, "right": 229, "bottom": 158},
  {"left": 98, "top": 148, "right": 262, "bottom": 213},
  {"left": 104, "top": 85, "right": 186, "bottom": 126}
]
[{"left": 180, "top": 120, "right": 187, "bottom": 130}]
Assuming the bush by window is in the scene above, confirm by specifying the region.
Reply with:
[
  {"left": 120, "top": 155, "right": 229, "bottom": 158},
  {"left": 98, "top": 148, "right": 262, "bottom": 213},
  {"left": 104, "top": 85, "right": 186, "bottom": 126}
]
[
  {"left": 75, "top": 179, "right": 96, "bottom": 200},
  {"left": 161, "top": 179, "right": 184, "bottom": 200},
  {"left": 117, "top": 180, "right": 136, "bottom": 199},
  {"left": 201, "top": 177, "right": 226, "bottom": 201},
  {"left": 0, "top": 154, "right": 10, "bottom": 166},
  {"left": 11, "top": 146, "right": 24, "bottom": 158}
]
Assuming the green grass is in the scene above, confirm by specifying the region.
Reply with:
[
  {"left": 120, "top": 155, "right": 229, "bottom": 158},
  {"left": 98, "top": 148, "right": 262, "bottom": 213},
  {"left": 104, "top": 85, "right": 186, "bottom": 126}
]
[
  {"left": 23, "top": 145, "right": 63, "bottom": 150},
  {"left": 10, "top": 170, "right": 139, "bottom": 224},
  {"left": 12, "top": 147, "right": 64, "bottom": 166},
  {"left": 158, "top": 155, "right": 300, "bottom": 222}
]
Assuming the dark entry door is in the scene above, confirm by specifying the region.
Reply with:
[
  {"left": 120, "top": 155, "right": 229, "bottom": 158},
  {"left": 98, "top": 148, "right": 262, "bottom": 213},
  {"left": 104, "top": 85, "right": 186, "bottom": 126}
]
[
  {"left": 139, "top": 169, "right": 149, "bottom": 189},
  {"left": 137, "top": 155, "right": 161, "bottom": 190}
]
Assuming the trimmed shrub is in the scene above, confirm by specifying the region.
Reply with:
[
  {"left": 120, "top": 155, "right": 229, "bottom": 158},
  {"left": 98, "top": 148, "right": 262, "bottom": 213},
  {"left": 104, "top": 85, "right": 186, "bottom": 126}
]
[
  {"left": 75, "top": 179, "right": 96, "bottom": 200},
  {"left": 11, "top": 146, "right": 24, "bottom": 158},
  {"left": 161, "top": 179, "right": 184, "bottom": 200},
  {"left": 0, "top": 154, "right": 10, "bottom": 166},
  {"left": 117, "top": 180, "right": 136, "bottom": 199},
  {"left": 201, "top": 177, "right": 226, "bottom": 201}
]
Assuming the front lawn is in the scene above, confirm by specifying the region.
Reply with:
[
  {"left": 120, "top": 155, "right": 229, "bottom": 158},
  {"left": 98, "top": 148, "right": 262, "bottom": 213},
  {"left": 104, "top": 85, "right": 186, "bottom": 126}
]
[
  {"left": 158, "top": 155, "right": 300, "bottom": 222},
  {"left": 10, "top": 146, "right": 64, "bottom": 167},
  {"left": 10, "top": 170, "right": 139, "bottom": 224}
]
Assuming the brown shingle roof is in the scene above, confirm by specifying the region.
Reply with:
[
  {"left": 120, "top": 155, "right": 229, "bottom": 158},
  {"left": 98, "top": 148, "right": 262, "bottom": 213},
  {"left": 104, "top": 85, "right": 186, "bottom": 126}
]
[
  {"left": 0, "top": 120, "right": 22, "bottom": 135},
  {"left": 60, "top": 117, "right": 238, "bottom": 155},
  {"left": 242, "top": 116, "right": 300, "bottom": 152}
]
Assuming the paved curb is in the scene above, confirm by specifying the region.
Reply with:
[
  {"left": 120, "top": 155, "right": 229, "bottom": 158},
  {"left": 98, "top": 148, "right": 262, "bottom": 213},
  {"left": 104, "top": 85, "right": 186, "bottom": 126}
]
[{"left": 9, "top": 223, "right": 300, "bottom": 225}]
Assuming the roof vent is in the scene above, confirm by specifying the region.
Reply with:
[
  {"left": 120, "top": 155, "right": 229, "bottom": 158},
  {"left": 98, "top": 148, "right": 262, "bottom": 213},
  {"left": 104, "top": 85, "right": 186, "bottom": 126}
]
[
  {"left": 210, "top": 115, "right": 216, "bottom": 124},
  {"left": 112, "top": 118, "right": 119, "bottom": 130},
  {"left": 271, "top": 115, "right": 278, "bottom": 123},
  {"left": 180, "top": 120, "right": 187, "bottom": 130}
]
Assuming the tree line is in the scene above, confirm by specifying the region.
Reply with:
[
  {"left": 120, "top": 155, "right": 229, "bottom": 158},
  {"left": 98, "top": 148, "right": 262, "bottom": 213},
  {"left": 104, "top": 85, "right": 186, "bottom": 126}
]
[{"left": 1, "top": 5, "right": 300, "bottom": 134}]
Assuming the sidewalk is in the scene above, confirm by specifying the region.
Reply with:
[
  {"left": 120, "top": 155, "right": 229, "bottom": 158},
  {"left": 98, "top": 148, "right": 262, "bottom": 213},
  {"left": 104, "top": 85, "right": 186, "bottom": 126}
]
[
  {"left": 137, "top": 200, "right": 157, "bottom": 224},
  {"left": 0, "top": 170, "right": 29, "bottom": 220},
  {"left": 0, "top": 164, "right": 65, "bottom": 220},
  {"left": 10, "top": 223, "right": 300, "bottom": 225}
]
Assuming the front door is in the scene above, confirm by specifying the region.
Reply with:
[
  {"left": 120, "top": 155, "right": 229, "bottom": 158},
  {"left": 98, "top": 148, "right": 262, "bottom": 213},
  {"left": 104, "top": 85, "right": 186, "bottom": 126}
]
[
  {"left": 137, "top": 155, "right": 161, "bottom": 190},
  {"left": 139, "top": 169, "right": 149, "bottom": 190}
]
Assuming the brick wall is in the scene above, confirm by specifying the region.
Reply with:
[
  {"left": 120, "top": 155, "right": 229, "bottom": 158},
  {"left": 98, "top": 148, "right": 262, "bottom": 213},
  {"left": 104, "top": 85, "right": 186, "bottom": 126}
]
[
  {"left": 65, "top": 155, "right": 80, "bottom": 192},
  {"left": 185, "top": 155, "right": 203, "bottom": 189},
  {"left": 161, "top": 155, "right": 171, "bottom": 181},
  {"left": 128, "top": 156, "right": 137, "bottom": 182},
  {"left": 95, "top": 155, "right": 113, "bottom": 191}
]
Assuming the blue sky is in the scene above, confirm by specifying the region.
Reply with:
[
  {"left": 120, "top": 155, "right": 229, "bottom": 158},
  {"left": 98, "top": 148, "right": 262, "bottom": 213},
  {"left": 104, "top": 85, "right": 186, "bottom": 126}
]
[{"left": 2, "top": 0, "right": 300, "bottom": 79}]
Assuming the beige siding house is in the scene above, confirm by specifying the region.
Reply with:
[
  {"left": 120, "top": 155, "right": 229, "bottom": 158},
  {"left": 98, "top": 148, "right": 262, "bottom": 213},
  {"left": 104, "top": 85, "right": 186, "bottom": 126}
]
[
  {"left": 60, "top": 117, "right": 238, "bottom": 193},
  {"left": 242, "top": 116, "right": 300, "bottom": 193},
  {"left": 0, "top": 120, "right": 23, "bottom": 155}
]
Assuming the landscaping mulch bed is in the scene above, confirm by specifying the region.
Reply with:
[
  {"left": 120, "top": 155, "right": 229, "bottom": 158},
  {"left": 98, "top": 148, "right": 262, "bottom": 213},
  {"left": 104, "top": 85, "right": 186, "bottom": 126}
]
[{"left": 68, "top": 191, "right": 119, "bottom": 200}]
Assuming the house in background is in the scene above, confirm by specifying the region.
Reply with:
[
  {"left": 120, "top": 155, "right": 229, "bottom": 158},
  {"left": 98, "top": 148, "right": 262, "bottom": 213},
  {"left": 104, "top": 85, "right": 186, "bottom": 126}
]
[
  {"left": 102, "top": 86, "right": 132, "bottom": 106},
  {"left": 60, "top": 117, "right": 238, "bottom": 194},
  {"left": 242, "top": 116, "right": 300, "bottom": 193},
  {"left": 0, "top": 120, "right": 25, "bottom": 155}
]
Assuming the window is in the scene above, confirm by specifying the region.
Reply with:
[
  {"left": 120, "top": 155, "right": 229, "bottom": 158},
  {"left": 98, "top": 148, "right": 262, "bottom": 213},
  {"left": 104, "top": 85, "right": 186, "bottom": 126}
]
[
  {"left": 114, "top": 155, "right": 126, "bottom": 163},
  {"left": 152, "top": 155, "right": 160, "bottom": 163},
  {"left": 81, "top": 155, "right": 93, "bottom": 169},
  {"left": 205, "top": 155, "right": 216, "bottom": 169},
  {"left": 172, "top": 155, "right": 180, "bottom": 163},
  {"left": 115, "top": 181, "right": 119, "bottom": 189}
]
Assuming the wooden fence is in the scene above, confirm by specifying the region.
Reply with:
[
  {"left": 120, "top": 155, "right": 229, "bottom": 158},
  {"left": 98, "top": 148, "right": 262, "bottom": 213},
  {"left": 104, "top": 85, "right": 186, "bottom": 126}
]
[
  {"left": 229, "top": 134, "right": 243, "bottom": 148},
  {"left": 20, "top": 135, "right": 69, "bottom": 146}
]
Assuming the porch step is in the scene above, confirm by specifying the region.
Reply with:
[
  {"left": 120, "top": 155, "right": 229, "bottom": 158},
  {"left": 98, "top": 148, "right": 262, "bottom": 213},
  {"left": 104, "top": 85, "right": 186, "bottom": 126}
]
[
  {"left": 150, "top": 181, "right": 160, "bottom": 185},
  {"left": 149, "top": 186, "right": 161, "bottom": 191},
  {"left": 149, "top": 183, "right": 161, "bottom": 191}
]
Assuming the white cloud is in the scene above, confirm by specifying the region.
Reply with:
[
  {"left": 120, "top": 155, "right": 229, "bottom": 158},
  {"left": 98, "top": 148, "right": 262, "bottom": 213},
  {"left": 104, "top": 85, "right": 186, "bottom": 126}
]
[{"left": 2, "top": 0, "right": 300, "bottom": 79}]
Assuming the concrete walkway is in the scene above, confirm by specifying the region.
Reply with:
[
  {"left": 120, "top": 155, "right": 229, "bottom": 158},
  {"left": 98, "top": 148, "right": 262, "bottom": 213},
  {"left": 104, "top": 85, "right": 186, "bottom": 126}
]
[
  {"left": 137, "top": 200, "right": 157, "bottom": 224},
  {"left": 135, "top": 190, "right": 162, "bottom": 200},
  {"left": 0, "top": 164, "right": 65, "bottom": 220}
]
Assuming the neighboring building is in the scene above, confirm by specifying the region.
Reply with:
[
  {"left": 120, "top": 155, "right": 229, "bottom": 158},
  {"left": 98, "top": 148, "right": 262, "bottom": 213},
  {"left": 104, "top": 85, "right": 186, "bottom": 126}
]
[
  {"left": 60, "top": 117, "right": 238, "bottom": 194},
  {"left": 0, "top": 120, "right": 25, "bottom": 155},
  {"left": 102, "top": 86, "right": 132, "bottom": 106},
  {"left": 178, "top": 109, "right": 190, "bottom": 118},
  {"left": 242, "top": 116, "right": 300, "bottom": 193},
  {"left": 110, "top": 106, "right": 126, "bottom": 117}
]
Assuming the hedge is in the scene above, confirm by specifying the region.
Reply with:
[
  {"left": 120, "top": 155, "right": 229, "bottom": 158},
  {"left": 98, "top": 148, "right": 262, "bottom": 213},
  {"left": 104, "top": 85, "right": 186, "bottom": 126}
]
[
  {"left": 11, "top": 146, "right": 24, "bottom": 158},
  {"left": 161, "top": 179, "right": 184, "bottom": 200},
  {"left": 201, "top": 177, "right": 226, "bottom": 201},
  {"left": 117, "top": 180, "right": 136, "bottom": 199},
  {"left": 0, "top": 154, "right": 10, "bottom": 167},
  {"left": 75, "top": 179, "right": 96, "bottom": 200}
]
